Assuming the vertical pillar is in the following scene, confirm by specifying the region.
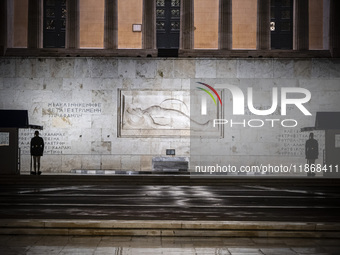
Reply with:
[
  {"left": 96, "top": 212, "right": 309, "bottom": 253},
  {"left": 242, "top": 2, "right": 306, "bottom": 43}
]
[
  {"left": 66, "top": 0, "right": 80, "bottom": 48},
  {"left": 0, "top": 0, "right": 7, "bottom": 55},
  {"left": 323, "top": 0, "right": 330, "bottom": 50},
  {"left": 180, "top": 0, "right": 194, "bottom": 49},
  {"left": 294, "top": 0, "right": 309, "bottom": 50},
  {"left": 104, "top": 0, "right": 118, "bottom": 49},
  {"left": 218, "top": 0, "right": 232, "bottom": 50},
  {"left": 27, "top": 0, "right": 42, "bottom": 48},
  {"left": 7, "top": 0, "right": 14, "bottom": 49},
  {"left": 257, "top": 0, "right": 270, "bottom": 50},
  {"left": 329, "top": 0, "right": 340, "bottom": 56},
  {"left": 142, "top": 0, "right": 156, "bottom": 49}
]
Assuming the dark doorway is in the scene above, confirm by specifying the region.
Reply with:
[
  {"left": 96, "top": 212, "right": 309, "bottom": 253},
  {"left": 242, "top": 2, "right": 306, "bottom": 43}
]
[
  {"left": 325, "top": 130, "right": 340, "bottom": 177},
  {"left": 0, "top": 110, "right": 30, "bottom": 175},
  {"left": 156, "top": 0, "right": 180, "bottom": 56},
  {"left": 0, "top": 128, "right": 19, "bottom": 174},
  {"left": 270, "top": 0, "right": 293, "bottom": 49},
  {"left": 43, "top": 0, "right": 66, "bottom": 48}
]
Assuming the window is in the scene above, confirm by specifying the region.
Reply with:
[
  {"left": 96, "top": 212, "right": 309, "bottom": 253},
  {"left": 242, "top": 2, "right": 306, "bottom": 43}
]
[
  {"left": 43, "top": 0, "right": 66, "bottom": 48},
  {"left": 271, "top": 0, "right": 293, "bottom": 49},
  {"left": 156, "top": 0, "right": 180, "bottom": 49}
]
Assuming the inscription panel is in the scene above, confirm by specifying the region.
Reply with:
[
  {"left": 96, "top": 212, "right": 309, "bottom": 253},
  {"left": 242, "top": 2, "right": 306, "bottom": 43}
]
[
  {"left": 43, "top": 102, "right": 102, "bottom": 118},
  {"left": 20, "top": 101, "right": 103, "bottom": 155},
  {"left": 277, "top": 129, "right": 325, "bottom": 157},
  {"left": 19, "top": 131, "right": 71, "bottom": 155}
]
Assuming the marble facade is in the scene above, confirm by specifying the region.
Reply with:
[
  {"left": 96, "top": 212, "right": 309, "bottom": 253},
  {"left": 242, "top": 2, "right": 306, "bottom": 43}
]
[{"left": 0, "top": 58, "right": 339, "bottom": 173}]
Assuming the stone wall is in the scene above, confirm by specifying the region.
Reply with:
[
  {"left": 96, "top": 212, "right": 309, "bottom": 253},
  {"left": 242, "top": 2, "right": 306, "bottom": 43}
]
[{"left": 0, "top": 57, "right": 339, "bottom": 174}]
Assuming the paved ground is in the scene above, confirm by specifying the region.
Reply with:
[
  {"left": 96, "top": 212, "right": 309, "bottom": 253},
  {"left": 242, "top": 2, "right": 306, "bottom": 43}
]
[
  {"left": 1, "top": 175, "right": 340, "bottom": 222},
  {"left": 1, "top": 235, "right": 340, "bottom": 255},
  {"left": 1, "top": 175, "right": 340, "bottom": 254}
]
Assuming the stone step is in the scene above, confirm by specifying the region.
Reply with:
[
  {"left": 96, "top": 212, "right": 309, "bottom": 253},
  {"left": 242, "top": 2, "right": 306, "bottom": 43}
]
[
  {"left": 0, "top": 219, "right": 339, "bottom": 238},
  {"left": 1, "top": 175, "right": 340, "bottom": 186},
  {"left": 70, "top": 169, "right": 188, "bottom": 175}
]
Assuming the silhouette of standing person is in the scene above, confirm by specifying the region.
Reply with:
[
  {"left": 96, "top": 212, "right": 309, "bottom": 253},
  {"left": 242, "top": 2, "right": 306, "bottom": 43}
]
[
  {"left": 30, "top": 131, "right": 44, "bottom": 175},
  {"left": 305, "top": 132, "right": 318, "bottom": 177}
]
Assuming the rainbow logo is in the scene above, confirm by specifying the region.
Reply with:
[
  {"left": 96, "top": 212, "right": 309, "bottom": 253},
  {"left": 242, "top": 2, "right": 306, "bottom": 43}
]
[{"left": 196, "top": 82, "right": 222, "bottom": 115}]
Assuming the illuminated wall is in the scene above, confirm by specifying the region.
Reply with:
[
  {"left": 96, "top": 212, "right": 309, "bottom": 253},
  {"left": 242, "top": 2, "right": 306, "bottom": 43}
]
[
  {"left": 309, "top": 0, "right": 323, "bottom": 50},
  {"left": 232, "top": 0, "right": 257, "bottom": 49},
  {"left": 194, "top": 0, "right": 219, "bottom": 49},
  {"left": 13, "top": 0, "right": 28, "bottom": 48},
  {"left": 118, "top": 0, "right": 143, "bottom": 49},
  {"left": 0, "top": 57, "right": 339, "bottom": 174},
  {"left": 79, "top": 0, "right": 105, "bottom": 48}
]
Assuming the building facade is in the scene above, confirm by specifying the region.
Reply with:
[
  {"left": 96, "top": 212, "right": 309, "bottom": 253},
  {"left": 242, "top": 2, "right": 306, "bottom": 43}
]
[
  {"left": 0, "top": 0, "right": 339, "bottom": 174},
  {"left": 1, "top": 0, "right": 339, "bottom": 55}
]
